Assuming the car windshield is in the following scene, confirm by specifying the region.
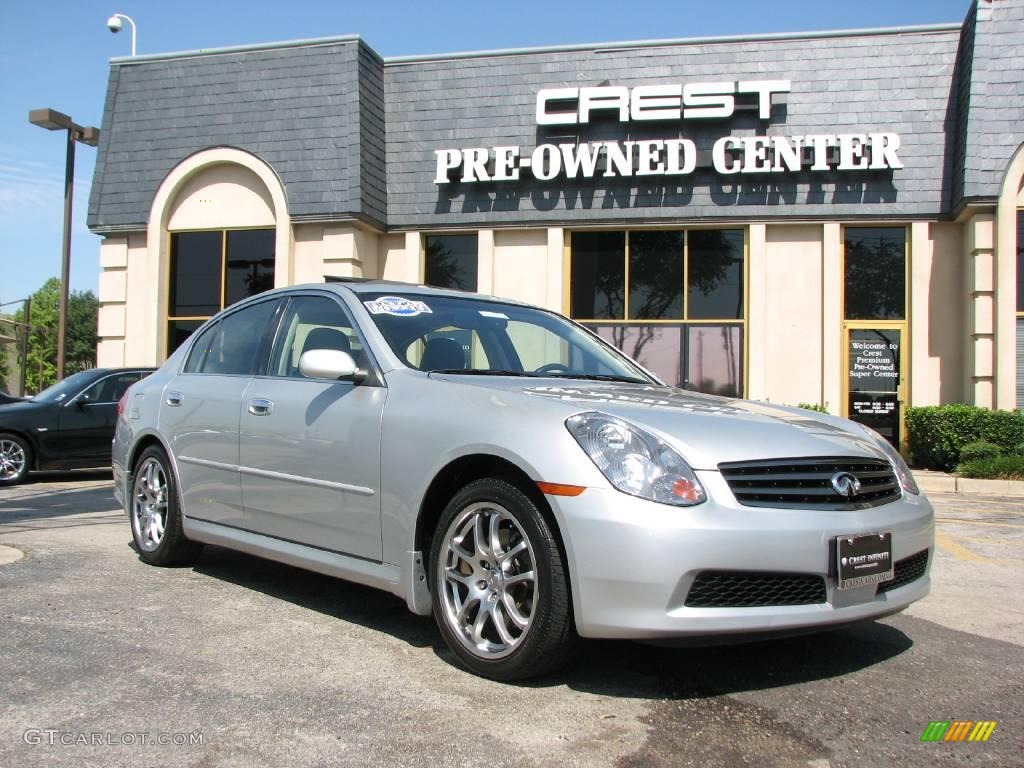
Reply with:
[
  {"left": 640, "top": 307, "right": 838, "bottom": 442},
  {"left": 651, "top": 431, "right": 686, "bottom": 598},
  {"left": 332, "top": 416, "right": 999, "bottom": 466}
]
[
  {"left": 30, "top": 370, "right": 97, "bottom": 403},
  {"left": 361, "top": 293, "right": 655, "bottom": 384}
]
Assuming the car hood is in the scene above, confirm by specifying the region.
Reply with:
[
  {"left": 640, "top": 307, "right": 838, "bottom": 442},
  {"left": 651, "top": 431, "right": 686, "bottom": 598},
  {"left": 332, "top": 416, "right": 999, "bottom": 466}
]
[
  {"left": 433, "top": 376, "right": 885, "bottom": 470},
  {"left": 0, "top": 399, "right": 44, "bottom": 416}
]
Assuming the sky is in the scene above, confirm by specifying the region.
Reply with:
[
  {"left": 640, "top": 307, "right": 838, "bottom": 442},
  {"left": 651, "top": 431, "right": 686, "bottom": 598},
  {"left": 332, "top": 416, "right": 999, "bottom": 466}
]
[{"left": 0, "top": 0, "right": 974, "bottom": 311}]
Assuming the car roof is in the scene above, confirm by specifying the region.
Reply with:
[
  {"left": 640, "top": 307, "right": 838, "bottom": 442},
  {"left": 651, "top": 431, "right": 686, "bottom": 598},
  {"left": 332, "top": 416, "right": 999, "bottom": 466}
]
[{"left": 278, "top": 280, "right": 536, "bottom": 308}]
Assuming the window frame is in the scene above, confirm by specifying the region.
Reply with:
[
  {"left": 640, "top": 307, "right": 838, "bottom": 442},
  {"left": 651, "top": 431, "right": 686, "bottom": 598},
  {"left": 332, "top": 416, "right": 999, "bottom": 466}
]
[
  {"left": 165, "top": 226, "right": 277, "bottom": 357},
  {"left": 564, "top": 227, "right": 749, "bottom": 396}
]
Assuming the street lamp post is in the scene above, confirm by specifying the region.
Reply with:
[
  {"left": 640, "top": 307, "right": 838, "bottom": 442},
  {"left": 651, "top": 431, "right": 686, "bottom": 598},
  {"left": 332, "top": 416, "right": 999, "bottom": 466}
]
[{"left": 27, "top": 108, "right": 99, "bottom": 382}]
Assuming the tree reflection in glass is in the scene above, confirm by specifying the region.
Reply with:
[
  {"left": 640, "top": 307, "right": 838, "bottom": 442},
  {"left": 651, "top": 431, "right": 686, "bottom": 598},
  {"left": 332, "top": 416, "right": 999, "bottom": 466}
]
[
  {"left": 844, "top": 228, "right": 905, "bottom": 320},
  {"left": 425, "top": 235, "right": 479, "bottom": 292},
  {"left": 688, "top": 229, "right": 744, "bottom": 320}
]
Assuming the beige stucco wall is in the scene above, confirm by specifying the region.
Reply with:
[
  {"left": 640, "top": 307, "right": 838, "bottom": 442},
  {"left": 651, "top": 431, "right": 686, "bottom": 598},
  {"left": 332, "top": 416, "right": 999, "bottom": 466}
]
[
  {"left": 491, "top": 230, "right": 549, "bottom": 307},
  {"left": 996, "top": 142, "right": 1024, "bottom": 410},
  {"left": 757, "top": 224, "right": 825, "bottom": 407},
  {"left": 379, "top": 232, "right": 421, "bottom": 284},
  {"left": 97, "top": 232, "right": 150, "bottom": 368},
  {"left": 166, "top": 164, "right": 275, "bottom": 231},
  {"left": 910, "top": 222, "right": 964, "bottom": 405}
]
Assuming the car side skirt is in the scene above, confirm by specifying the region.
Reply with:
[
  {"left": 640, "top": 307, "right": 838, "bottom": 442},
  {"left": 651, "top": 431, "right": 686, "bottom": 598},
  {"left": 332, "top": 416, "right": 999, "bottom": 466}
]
[{"left": 184, "top": 517, "right": 406, "bottom": 600}]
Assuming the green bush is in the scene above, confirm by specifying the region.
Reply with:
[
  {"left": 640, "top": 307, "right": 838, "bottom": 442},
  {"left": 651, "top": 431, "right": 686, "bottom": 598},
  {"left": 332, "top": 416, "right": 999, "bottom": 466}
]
[
  {"left": 1013, "top": 443, "right": 1024, "bottom": 457},
  {"left": 958, "top": 440, "right": 1003, "bottom": 464},
  {"left": 905, "top": 405, "right": 1024, "bottom": 470},
  {"left": 796, "top": 402, "right": 829, "bottom": 413},
  {"left": 956, "top": 455, "right": 1024, "bottom": 480}
]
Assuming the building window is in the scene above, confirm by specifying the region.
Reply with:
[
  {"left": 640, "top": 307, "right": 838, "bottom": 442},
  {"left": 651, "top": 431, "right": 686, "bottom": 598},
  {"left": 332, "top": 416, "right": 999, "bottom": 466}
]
[
  {"left": 167, "top": 228, "right": 275, "bottom": 355},
  {"left": 569, "top": 229, "right": 745, "bottom": 396},
  {"left": 424, "top": 234, "right": 478, "bottom": 292},
  {"left": 844, "top": 227, "right": 906, "bottom": 321}
]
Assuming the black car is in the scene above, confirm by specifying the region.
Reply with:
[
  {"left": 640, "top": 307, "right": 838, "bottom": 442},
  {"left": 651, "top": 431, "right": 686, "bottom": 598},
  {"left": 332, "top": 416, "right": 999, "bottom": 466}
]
[
  {"left": 0, "top": 391, "right": 25, "bottom": 406},
  {"left": 0, "top": 368, "right": 153, "bottom": 486}
]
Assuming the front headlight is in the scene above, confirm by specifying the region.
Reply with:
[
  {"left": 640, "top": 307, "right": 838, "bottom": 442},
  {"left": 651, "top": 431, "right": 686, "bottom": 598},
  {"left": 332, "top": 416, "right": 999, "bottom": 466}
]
[
  {"left": 853, "top": 423, "right": 920, "bottom": 495},
  {"left": 565, "top": 412, "right": 705, "bottom": 506}
]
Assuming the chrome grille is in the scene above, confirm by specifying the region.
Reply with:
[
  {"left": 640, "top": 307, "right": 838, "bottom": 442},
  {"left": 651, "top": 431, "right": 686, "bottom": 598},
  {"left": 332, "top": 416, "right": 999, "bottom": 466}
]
[
  {"left": 685, "top": 571, "right": 827, "bottom": 608},
  {"left": 719, "top": 457, "right": 901, "bottom": 510}
]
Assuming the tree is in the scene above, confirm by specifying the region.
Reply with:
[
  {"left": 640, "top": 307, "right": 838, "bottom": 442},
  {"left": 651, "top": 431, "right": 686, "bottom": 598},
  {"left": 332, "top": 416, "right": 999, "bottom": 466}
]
[{"left": 13, "top": 278, "right": 98, "bottom": 394}]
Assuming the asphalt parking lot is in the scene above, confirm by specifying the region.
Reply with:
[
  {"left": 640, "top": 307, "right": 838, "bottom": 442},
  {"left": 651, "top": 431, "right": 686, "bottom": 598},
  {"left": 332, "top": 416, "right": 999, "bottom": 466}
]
[{"left": 1, "top": 474, "right": 1021, "bottom": 768}]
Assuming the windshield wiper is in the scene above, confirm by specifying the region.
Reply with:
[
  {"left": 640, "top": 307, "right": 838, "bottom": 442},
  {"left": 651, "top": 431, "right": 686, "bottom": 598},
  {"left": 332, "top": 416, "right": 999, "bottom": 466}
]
[
  {"left": 548, "top": 373, "right": 651, "bottom": 384},
  {"left": 428, "top": 369, "right": 542, "bottom": 377}
]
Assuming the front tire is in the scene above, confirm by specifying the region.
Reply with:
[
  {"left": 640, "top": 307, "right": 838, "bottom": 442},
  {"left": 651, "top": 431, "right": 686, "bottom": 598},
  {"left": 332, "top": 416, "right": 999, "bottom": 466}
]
[
  {"left": 0, "top": 433, "right": 31, "bottom": 486},
  {"left": 130, "top": 446, "right": 202, "bottom": 566},
  {"left": 430, "top": 478, "right": 575, "bottom": 681}
]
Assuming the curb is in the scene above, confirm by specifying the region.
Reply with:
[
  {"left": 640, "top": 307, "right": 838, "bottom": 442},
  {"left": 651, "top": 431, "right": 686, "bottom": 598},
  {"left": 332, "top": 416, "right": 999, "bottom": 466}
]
[{"left": 916, "top": 471, "right": 1024, "bottom": 498}]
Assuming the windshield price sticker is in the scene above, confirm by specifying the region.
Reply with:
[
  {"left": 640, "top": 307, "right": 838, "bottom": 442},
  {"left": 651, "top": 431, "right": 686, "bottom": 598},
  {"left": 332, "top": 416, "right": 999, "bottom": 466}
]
[{"left": 364, "top": 297, "right": 433, "bottom": 317}]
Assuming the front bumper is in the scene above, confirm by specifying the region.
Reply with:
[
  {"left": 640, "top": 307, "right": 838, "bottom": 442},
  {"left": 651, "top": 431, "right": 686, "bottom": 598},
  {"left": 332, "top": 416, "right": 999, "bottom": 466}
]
[{"left": 548, "top": 470, "right": 934, "bottom": 640}]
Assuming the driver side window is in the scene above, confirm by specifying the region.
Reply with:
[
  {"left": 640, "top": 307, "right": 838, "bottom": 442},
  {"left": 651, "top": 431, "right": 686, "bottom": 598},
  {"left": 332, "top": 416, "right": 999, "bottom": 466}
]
[{"left": 269, "top": 296, "right": 364, "bottom": 378}]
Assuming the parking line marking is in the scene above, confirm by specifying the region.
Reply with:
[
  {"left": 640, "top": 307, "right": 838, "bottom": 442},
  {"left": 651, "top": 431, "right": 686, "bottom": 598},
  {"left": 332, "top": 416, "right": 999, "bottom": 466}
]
[
  {"left": 935, "top": 531, "right": 990, "bottom": 563},
  {"left": 935, "top": 518, "right": 1024, "bottom": 530}
]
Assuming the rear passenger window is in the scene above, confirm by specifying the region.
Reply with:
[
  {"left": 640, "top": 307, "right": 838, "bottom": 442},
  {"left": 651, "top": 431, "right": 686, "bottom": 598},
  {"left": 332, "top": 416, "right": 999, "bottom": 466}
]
[{"left": 183, "top": 300, "right": 278, "bottom": 376}]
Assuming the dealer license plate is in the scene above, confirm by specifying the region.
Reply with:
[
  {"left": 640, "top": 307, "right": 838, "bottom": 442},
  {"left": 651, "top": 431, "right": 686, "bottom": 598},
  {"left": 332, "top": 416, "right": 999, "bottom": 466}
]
[{"left": 836, "top": 532, "right": 893, "bottom": 590}]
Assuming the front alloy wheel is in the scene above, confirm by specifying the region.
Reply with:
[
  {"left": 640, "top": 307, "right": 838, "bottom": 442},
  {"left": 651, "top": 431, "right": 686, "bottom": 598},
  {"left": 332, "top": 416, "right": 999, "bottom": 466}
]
[
  {"left": 431, "top": 478, "right": 574, "bottom": 680},
  {"left": 439, "top": 501, "right": 538, "bottom": 658}
]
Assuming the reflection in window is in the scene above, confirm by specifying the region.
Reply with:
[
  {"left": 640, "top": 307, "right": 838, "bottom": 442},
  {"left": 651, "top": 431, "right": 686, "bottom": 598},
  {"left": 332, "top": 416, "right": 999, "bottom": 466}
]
[
  {"left": 166, "top": 228, "right": 276, "bottom": 356},
  {"left": 688, "top": 230, "right": 744, "bottom": 320},
  {"left": 593, "top": 324, "right": 743, "bottom": 396},
  {"left": 570, "top": 229, "right": 746, "bottom": 396},
  {"left": 169, "top": 232, "right": 221, "bottom": 317},
  {"left": 597, "top": 325, "right": 681, "bottom": 386},
  {"left": 424, "top": 235, "right": 478, "bottom": 292},
  {"left": 629, "top": 232, "right": 683, "bottom": 320},
  {"left": 571, "top": 231, "right": 625, "bottom": 319},
  {"left": 687, "top": 325, "right": 743, "bottom": 397},
  {"left": 844, "top": 227, "right": 906, "bottom": 320},
  {"left": 226, "top": 230, "right": 275, "bottom": 306}
]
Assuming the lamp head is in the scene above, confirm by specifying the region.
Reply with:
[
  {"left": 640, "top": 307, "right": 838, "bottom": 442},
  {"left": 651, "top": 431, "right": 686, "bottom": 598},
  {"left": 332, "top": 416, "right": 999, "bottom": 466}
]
[{"left": 107, "top": 15, "right": 122, "bottom": 33}]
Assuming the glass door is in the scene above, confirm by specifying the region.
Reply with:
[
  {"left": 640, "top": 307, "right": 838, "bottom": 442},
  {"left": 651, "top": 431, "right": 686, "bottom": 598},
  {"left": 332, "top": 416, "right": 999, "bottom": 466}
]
[{"left": 844, "top": 325, "right": 905, "bottom": 447}]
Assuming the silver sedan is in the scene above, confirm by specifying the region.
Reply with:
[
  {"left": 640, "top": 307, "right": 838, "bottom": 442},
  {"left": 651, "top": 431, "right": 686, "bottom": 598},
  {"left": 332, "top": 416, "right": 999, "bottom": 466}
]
[{"left": 113, "top": 282, "right": 933, "bottom": 680}]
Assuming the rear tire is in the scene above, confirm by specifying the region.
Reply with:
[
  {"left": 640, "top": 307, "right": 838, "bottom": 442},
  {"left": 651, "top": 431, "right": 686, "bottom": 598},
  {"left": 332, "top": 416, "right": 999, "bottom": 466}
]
[
  {"left": 130, "top": 445, "right": 202, "bottom": 566},
  {"left": 0, "top": 433, "right": 31, "bottom": 486},
  {"left": 430, "top": 478, "right": 575, "bottom": 681}
]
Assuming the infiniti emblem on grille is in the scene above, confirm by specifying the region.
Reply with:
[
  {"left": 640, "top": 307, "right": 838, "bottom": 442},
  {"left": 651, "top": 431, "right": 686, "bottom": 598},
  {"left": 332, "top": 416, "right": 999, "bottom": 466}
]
[{"left": 831, "top": 472, "right": 861, "bottom": 498}]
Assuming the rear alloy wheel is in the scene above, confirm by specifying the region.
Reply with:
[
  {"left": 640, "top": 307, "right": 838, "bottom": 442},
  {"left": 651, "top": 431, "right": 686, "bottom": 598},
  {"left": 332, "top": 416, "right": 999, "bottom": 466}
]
[
  {"left": 0, "top": 433, "right": 30, "bottom": 486},
  {"left": 130, "top": 446, "right": 202, "bottom": 566},
  {"left": 431, "top": 478, "right": 574, "bottom": 680}
]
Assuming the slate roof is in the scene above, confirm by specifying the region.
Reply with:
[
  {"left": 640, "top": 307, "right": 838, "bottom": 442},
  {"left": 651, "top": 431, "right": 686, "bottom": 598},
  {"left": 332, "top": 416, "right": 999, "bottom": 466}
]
[{"left": 86, "top": 0, "right": 1023, "bottom": 233}]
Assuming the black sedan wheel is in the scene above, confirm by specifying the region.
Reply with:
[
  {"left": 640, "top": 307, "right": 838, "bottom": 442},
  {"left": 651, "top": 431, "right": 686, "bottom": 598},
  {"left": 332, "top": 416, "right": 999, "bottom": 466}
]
[{"left": 0, "top": 433, "right": 30, "bottom": 486}]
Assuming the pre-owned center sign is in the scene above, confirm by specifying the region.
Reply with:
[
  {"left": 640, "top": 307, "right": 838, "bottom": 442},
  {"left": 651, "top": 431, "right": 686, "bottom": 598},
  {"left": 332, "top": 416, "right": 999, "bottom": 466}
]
[{"left": 433, "top": 80, "right": 903, "bottom": 184}]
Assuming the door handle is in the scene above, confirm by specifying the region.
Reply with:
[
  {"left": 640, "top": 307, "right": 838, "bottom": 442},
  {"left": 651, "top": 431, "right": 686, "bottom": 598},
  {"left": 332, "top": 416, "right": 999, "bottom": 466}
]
[
  {"left": 248, "top": 398, "right": 274, "bottom": 416},
  {"left": 166, "top": 391, "right": 183, "bottom": 407}
]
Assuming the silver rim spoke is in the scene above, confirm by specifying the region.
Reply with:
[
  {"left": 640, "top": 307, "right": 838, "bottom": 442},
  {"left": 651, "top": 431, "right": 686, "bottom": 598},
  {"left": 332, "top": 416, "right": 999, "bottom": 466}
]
[
  {"left": 132, "top": 458, "right": 168, "bottom": 553},
  {"left": 0, "top": 439, "right": 27, "bottom": 481},
  {"left": 438, "top": 500, "right": 538, "bottom": 659}
]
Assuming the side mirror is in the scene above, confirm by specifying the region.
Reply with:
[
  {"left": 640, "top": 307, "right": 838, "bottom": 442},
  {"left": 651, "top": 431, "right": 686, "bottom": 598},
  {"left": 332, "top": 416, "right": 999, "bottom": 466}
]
[
  {"left": 75, "top": 392, "right": 93, "bottom": 408},
  {"left": 298, "top": 349, "right": 364, "bottom": 382}
]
